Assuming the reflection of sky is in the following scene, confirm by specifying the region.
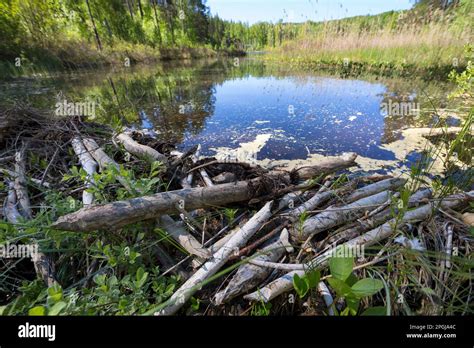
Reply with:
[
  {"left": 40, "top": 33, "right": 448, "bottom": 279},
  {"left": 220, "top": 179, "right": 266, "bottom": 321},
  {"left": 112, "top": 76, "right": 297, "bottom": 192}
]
[{"left": 180, "top": 76, "right": 396, "bottom": 161}]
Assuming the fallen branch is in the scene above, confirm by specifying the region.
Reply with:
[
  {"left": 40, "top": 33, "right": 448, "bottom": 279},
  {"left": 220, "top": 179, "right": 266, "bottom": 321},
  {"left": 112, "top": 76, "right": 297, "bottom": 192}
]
[
  {"left": 159, "top": 215, "right": 211, "bottom": 259},
  {"left": 52, "top": 155, "right": 357, "bottom": 232},
  {"left": 82, "top": 137, "right": 135, "bottom": 194},
  {"left": 293, "top": 190, "right": 395, "bottom": 242},
  {"left": 71, "top": 137, "right": 98, "bottom": 206},
  {"left": 155, "top": 201, "right": 273, "bottom": 315},
  {"left": 115, "top": 132, "right": 168, "bottom": 166},
  {"left": 214, "top": 228, "right": 293, "bottom": 305}
]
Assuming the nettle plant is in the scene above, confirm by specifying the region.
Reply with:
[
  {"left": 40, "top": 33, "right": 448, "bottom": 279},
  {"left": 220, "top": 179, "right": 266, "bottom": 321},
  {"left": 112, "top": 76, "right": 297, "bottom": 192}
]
[{"left": 293, "top": 256, "right": 385, "bottom": 316}]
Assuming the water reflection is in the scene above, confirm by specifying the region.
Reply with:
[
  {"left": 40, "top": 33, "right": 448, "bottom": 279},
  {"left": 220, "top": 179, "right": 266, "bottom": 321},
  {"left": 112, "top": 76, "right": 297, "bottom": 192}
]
[{"left": 0, "top": 58, "right": 456, "bottom": 167}]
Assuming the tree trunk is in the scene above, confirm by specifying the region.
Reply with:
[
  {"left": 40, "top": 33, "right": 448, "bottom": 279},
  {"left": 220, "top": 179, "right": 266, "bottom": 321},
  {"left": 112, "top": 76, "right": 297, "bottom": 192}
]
[
  {"left": 85, "top": 0, "right": 102, "bottom": 51},
  {"left": 51, "top": 154, "right": 357, "bottom": 232}
]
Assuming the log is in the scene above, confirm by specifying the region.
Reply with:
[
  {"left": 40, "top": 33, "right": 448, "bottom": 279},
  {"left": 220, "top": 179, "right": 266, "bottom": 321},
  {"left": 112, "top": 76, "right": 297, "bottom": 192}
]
[
  {"left": 318, "top": 281, "right": 335, "bottom": 316},
  {"left": 159, "top": 215, "right": 211, "bottom": 259},
  {"left": 293, "top": 191, "right": 395, "bottom": 242},
  {"left": 115, "top": 132, "right": 168, "bottom": 165},
  {"left": 82, "top": 138, "right": 135, "bottom": 194},
  {"left": 292, "top": 153, "right": 357, "bottom": 180},
  {"left": 52, "top": 155, "right": 357, "bottom": 232},
  {"left": 245, "top": 191, "right": 473, "bottom": 303},
  {"left": 4, "top": 182, "right": 24, "bottom": 223},
  {"left": 155, "top": 201, "right": 273, "bottom": 315},
  {"left": 214, "top": 228, "right": 293, "bottom": 305},
  {"left": 345, "top": 178, "right": 406, "bottom": 203},
  {"left": 71, "top": 137, "right": 98, "bottom": 206},
  {"left": 323, "top": 188, "right": 432, "bottom": 246},
  {"left": 14, "top": 147, "right": 32, "bottom": 219},
  {"left": 4, "top": 182, "right": 57, "bottom": 287}
]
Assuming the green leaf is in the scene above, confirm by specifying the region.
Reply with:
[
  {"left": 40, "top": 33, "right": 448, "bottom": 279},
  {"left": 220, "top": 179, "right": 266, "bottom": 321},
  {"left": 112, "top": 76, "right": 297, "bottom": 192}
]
[
  {"left": 346, "top": 296, "right": 360, "bottom": 315},
  {"left": 361, "top": 306, "right": 387, "bottom": 316},
  {"left": 0, "top": 305, "right": 7, "bottom": 315},
  {"left": 47, "top": 284, "right": 63, "bottom": 303},
  {"left": 135, "top": 267, "right": 149, "bottom": 288},
  {"left": 190, "top": 297, "right": 200, "bottom": 311},
  {"left": 28, "top": 306, "right": 46, "bottom": 316},
  {"left": 327, "top": 277, "right": 353, "bottom": 298},
  {"left": 329, "top": 257, "right": 353, "bottom": 281},
  {"left": 345, "top": 273, "right": 358, "bottom": 287},
  {"left": 293, "top": 273, "right": 309, "bottom": 298},
  {"left": 306, "top": 270, "right": 321, "bottom": 289},
  {"left": 48, "top": 301, "right": 67, "bottom": 316},
  {"left": 351, "top": 278, "right": 384, "bottom": 298}
]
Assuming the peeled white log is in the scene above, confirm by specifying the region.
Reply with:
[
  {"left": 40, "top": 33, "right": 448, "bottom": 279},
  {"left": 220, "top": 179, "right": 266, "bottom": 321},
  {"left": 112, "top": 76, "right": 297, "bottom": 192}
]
[
  {"left": 4, "top": 182, "right": 24, "bottom": 223},
  {"left": 318, "top": 281, "right": 335, "bottom": 316},
  {"left": 345, "top": 178, "right": 406, "bottom": 203},
  {"left": 82, "top": 138, "right": 135, "bottom": 194},
  {"left": 14, "top": 148, "right": 32, "bottom": 219},
  {"left": 71, "top": 137, "right": 98, "bottom": 207},
  {"left": 115, "top": 132, "right": 168, "bottom": 165},
  {"left": 4, "top": 183, "right": 57, "bottom": 287},
  {"left": 293, "top": 191, "right": 394, "bottom": 242},
  {"left": 208, "top": 226, "right": 241, "bottom": 254},
  {"left": 214, "top": 228, "right": 293, "bottom": 305},
  {"left": 287, "top": 190, "right": 335, "bottom": 220},
  {"left": 245, "top": 191, "right": 472, "bottom": 303},
  {"left": 324, "top": 188, "right": 432, "bottom": 246},
  {"left": 444, "top": 223, "right": 453, "bottom": 269},
  {"left": 200, "top": 169, "right": 214, "bottom": 187},
  {"left": 155, "top": 201, "right": 273, "bottom": 315},
  {"left": 159, "top": 215, "right": 211, "bottom": 259}
]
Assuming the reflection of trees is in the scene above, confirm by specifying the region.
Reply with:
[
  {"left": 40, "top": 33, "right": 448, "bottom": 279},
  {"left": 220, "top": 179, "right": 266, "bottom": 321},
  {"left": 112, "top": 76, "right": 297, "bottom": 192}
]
[
  {"left": 4, "top": 57, "right": 452, "bottom": 148},
  {"left": 377, "top": 78, "right": 451, "bottom": 143}
]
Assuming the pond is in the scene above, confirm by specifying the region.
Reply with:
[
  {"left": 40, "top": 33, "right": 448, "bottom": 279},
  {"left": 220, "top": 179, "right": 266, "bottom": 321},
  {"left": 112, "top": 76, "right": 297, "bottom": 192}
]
[{"left": 0, "top": 58, "right": 460, "bottom": 175}]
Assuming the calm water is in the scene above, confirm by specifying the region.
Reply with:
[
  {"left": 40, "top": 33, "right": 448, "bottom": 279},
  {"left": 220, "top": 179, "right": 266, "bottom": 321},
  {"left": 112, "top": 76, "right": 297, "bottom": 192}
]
[{"left": 0, "top": 58, "right": 458, "bottom": 169}]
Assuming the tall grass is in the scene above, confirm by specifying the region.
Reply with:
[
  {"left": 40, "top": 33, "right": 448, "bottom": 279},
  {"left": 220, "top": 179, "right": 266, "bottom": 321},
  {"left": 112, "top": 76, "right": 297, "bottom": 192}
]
[{"left": 265, "top": 2, "right": 473, "bottom": 78}]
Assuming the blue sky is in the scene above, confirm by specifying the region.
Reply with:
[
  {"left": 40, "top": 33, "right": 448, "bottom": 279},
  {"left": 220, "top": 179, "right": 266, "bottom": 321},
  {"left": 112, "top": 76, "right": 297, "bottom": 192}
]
[{"left": 206, "top": 0, "right": 415, "bottom": 24}]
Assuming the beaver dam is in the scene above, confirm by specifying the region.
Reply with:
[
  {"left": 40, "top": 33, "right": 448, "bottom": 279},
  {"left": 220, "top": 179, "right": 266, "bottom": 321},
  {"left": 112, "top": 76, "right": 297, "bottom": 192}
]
[{"left": 0, "top": 105, "right": 472, "bottom": 316}]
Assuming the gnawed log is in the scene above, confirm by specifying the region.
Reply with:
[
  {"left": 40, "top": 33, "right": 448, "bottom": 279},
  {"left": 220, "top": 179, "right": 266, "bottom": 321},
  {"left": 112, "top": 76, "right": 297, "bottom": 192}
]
[
  {"left": 213, "top": 172, "right": 237, "bottom": 184},
  {"left": 323, "top": 188, "right": 432, "bottom": 246},
  {"left": 115, "top": 132, "right": 168, "bottom": 165},
  {"left": 293, "top": 190, "right": 395, "bottom": 242},
  {"left": 291, "top": 153, "right": 357, "bottom": 180},
  {"left": 213, "top": 228, "right": 293, "bottom": 305},
  {"left": 4, "top": 182, "right": 24, "bottom": 223},
  {"left": 14, "top": 146, "right": 32, "bottom": 219},
  {"left": 245, "top": 191, "right": 473, "bottom": 303},
  {"left": 52, "top": 155, "right": 357, "bottom": 232},
  {"left": 318, "top": 281, "right": 335, "bottom": 316},
  {"left": 4, "top": 182, "right": 57, "bottom": 287},
  {"left": 155, "top": 201, "right": 273, "bottom": 315},
  {"left": 159, "top": 215, "right": 211, "bottom": 259},
  {"left": 82, "top": 137, "right": 135, "bottom": 194},
  {"left": 71, "top": 137, "right": 98, "bottom": 206},
  {"left": 345, "top": 178, "right": 406, "bottom": 203}
]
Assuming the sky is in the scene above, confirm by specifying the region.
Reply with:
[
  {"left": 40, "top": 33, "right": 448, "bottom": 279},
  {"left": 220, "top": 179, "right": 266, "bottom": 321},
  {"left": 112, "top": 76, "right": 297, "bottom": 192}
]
[{"left": 206, "top": 0, "right": 415, "bottom": 24}]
